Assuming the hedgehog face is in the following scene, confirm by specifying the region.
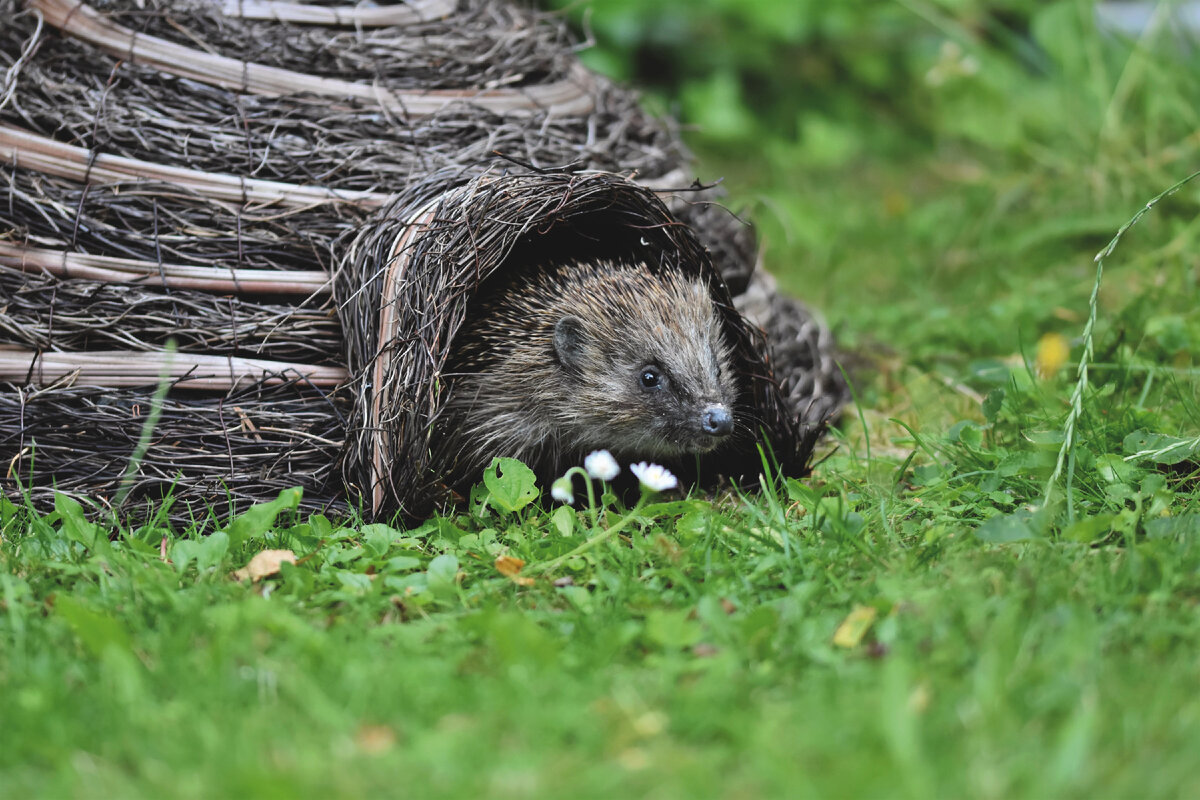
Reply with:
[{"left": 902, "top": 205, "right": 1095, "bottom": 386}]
[
  {"left": 442, "top": 258, "right": 741, "bottom": 479},
  {"left": 551, "top": 273, "right": 738, "bottom": 458}
]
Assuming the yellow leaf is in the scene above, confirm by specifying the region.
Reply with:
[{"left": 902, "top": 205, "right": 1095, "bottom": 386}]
[
  {"left": 832, "top": 605, "right": 877, "bottom": 648},
  {"left": 494, "top": 555, "right": 526, "bottom": 578},
  {"left": 1035, "top": 332, "right": 1070, "bottom": 380},
  {"left": 232, "top": 549, "right": 296, "bottom": 582},
  {"left": 355, "top": 724, "right": 396, "bottom": 755},
  {"left": 908, "top": 683, "right": 931, "bottom": 714}
]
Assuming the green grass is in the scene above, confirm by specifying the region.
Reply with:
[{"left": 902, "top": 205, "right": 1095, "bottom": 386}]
[{"left": 5, "top": 2, "right": 1200, "bottom": 797}]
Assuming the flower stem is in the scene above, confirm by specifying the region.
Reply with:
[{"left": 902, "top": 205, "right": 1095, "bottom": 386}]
[{"left": 530, "top": 494, "right": 649, "bottom": 574}]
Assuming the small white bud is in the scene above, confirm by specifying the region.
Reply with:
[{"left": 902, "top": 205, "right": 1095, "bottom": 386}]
[
  {"left": 550, "top": 477, "right": 575, "bottom": 505},
  {"left": 584, "top": 450, "right": 620, "bottom": 481}
]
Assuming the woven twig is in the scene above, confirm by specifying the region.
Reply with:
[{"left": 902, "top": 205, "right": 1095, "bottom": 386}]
[
  {"left": 216, "top": 0, "right": 455, "bottom": 26},
  {"left": 32, "top": 0, "right": 596, "bottom": 117},
  {"left": 0, "top": 242, "right": 330, "bottom": 293},
  {"left": 4, "top": 381, "right": 349, "bottom": 519},
  {"left": 1, "top": 124, "right": 392, "bottom": 208},
  {"left": 0, "top": 348, "right": 348, "bottom": 389}
]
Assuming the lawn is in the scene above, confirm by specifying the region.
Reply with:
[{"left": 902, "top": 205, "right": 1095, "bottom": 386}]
[{"left": 4, "top": 2, "right": 1200, "bottom": 797}]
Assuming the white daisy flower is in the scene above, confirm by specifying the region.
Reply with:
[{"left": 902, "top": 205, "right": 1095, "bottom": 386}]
[
  {"left": 629, "top": 462, "right": 678, "bottom": 492},
  {"left": 550, "top": 477, "right": 575, "bottom": 505},
  {"left": 584, "top": 450, "right": 620, "bottom": 481}
]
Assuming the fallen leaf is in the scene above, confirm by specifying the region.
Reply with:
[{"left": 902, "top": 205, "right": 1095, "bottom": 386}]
[
  {"left": 494, "top": 555, "right": 526, "bottom": 577},
  {"left": 232, "top": 549, "right": 296, "bottom": 582},
  {"left": 832, "top": 605, "right": 877, "bottom": 648},
  {"left": 355, "top": 724, "right": 396, "bottom": 755},
  {"left": 1052, "top": 306, "right": 1081, "bottom": 322},
  {"left": 618, "top": 748, "right": 650, "bottom": 771},
  {"left": 496, "top": 554, "right": 535, "bottom": 585},
  {"left": 495, "top": 555, "right": 534, "bottom": 586},
  {"left": 908, "top": 683, "right": 931, "bottom": 714}
]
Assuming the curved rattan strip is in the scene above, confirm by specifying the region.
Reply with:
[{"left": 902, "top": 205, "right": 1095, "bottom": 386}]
[
  {"left": 366, "top": 195, "right": 443, "bottom": 512},
  {"left": 0, "top": 242, "right": 330, "bottom": 294},
  {"left": 31, "top": 0, "right": 596, "bottom": 117},
  {"left": 1, "top": 124, "right": 392, "bottom": 207},
  {"left": 216, "top": 0, "right": 455, "bottom": 25},
  {"left": 0, "top": 348, "right": 349, "bottom": 389}
]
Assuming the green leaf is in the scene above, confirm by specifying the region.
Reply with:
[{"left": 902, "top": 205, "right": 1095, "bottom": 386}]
[
  {"left": 676, "top": 510, "right": 712, "bottom": 539},
  {"left": 1123, "top": 430, "right": 1200, "bottom": 465},
  {"left": 426, "top": 554, "right": 460, "bottom": 598},
  {"left": 910, "top": 464, "right": 945, "bottom": 486},
  {"left": 644, "top": 609, "right": 702, "bottom": 650},
  {"left": 335, "top": 571, "right": 373, "bottom": 594},
  {"left": 170, "top": 531, "right": 230, "bottom": 575},
  {"left": 1145, "top": 314, "right": 1192, "bottom": 353},
  {"left": 1062, "top": 514, "right": 1115, "bottom": 543},
  {"left": 968, "top": 359, "right": 1012, "bottom": 386},
  {"left": 982, "top": 388, "right": 1005, "bottom": 423},
  {"left": 56, "top": 595, "right": 133, "bottom": 658},
  {"left": 1024, "top": 430, "right": 1066, "bottom": 447},
  {"left": 224, "top": 487, "right": 303, "bottom": 545},
  {"left": 786, "top": 479, "right": 820, "bottom": 505},
  {"left": 385, "top": 555, "right": 422, "bottom": 573},
  {"left": 1095, "top": 453, "right": 1142, "bottom": 484},
  {"left": 739, "top": 605, "right": 780, "bottom": 658},
  {"left": 1145, "top": 515, "right": 1200, "bottom": 540},
  {"left": 482, "top": 458, "right": 539, "bottom": 513},
  {"left": 551, "top": 505, "right": 575, "bottom": 537},
  {"left": 307, "top": 513, "right": 334, "bottom": 539},
  {"left": 54, "top": 493, "right": 105, "bottom": 553},
  {"left": 482, "top": 611, "right": 560, "bottom": 668},
  {"left": 975, "top": 509, "right": 1042, "bottom": 543},
  {"left": 0, "top": 496, "right": 16, "bottom": 528},
  {"left": 949, "top": 420, "right": 983, "bottom": 449},
  {"left": 361, "top": 523, "right": 401, "bottom": 558}
]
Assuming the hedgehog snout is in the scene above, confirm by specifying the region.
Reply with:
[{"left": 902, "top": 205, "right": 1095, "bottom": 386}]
[{"left": 700, "top": 404, "right": 734, "bottom": 437}]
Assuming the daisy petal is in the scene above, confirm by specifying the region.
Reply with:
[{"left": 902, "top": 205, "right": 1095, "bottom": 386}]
[
  {"left": 584, "top": 450, "right": 620, "bottom": 481},
  {"left": 629, "top": 462, "right": 678, "bottom": 492}
]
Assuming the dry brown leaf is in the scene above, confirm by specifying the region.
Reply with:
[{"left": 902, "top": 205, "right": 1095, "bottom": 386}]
[
  {"left": 494, "top": 555, "right": 526, "bottom": 577},
  {"left": 355, "top": 724, "right": 397, "bottom": 755},
  {"left": 832, "top": 605, "right": 877, "bottom": 648},
  {"left": 232, "top": 549, "right": 296, "bottom": 582}
]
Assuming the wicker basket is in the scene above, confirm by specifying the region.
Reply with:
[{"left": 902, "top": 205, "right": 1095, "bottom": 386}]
[{"left": 0, "top": 0, "right": 845, "bottom": 520}]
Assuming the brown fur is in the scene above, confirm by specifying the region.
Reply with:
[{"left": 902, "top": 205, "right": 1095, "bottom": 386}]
[{"left": 438, "top": 258, "right": 738, "bottom": 486}]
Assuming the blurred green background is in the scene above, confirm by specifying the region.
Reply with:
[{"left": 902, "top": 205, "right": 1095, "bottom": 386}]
[{"left": 543, "top": 0, "right": 1200, "bottom": 409}]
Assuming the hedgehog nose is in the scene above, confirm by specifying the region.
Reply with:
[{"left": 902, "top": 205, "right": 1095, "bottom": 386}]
[{"left": 701, "top": 404, "right": 734, "bottom": 437}]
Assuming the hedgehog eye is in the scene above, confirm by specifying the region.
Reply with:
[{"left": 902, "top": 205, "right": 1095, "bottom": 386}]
[{"left": 638, "top": 365, "right": 664, "bottom": 391}]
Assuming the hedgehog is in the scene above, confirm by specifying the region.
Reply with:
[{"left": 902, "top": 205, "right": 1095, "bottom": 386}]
[{"left": 436, "top": 257, "right": 739, "bottom": 491}]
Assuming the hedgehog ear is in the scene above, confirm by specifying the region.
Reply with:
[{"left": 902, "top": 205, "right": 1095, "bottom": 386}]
[{"left": 554, "top": 315, "right": 587, "bottom": 374}]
